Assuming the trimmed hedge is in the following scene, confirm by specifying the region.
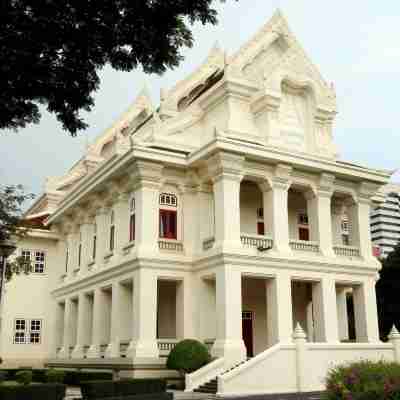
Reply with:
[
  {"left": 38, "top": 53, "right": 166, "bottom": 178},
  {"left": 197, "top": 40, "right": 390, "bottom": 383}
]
[
  {"left": 0, "top": 383, "right": 66, "bottom": 400},
  {"left": 166, "top": 339, "right": 210, "bottom": 374},
  {"left": 325, "top": 360, "right": 400, "bottom": 400},
  {"left": 81, "top": 379, "right": 166, "bottom": 400},
  {"left": 95, "top": 393, "right": 173, "bottom": 400},
  {"left": 0, "top": 369, "right": 112, "bottom": 385},
  {"left": 45, "top": 369, "right": 65, "bottom": 384},
  {"left": 15, "top": 370, "right": 33, "bottom": 385}
]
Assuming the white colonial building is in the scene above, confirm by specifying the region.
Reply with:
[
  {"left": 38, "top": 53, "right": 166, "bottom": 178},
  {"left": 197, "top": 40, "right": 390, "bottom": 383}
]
[{"left": 2, "top": 10, "right": 400, "bottom": 395}]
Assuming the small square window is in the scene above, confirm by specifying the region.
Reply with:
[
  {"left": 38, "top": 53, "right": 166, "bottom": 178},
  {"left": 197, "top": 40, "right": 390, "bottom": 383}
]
[
  {"left": 30, "top": 332, "right": 41, "bottom": 344},
  {"left": 298, "top": 213, "right": 309, "bottom": 225},
  {"left": 15, "top": 319, "right": 26, "bottom": 331},
  {"left": 14, "top": 332, "right": 25, "bottom": 344},
  {"left": 31, "top": 320, "right": 41, "bottom": 332},
  {"left": 33, "top": 251, "right": 45, "bottom": 273}
]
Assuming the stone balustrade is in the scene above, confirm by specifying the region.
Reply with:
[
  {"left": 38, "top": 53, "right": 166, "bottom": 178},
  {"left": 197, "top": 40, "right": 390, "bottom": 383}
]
[
  {"left": 158, "top": 239, "right": 184, "bottom": 252},
  {"left": 240, "top": 234, "right": 273, "bottom": 250},
  {"left": 289, "top": 240, "right": 320, "bottom": 253},
  {"left": 157, "top": 339, "right": 179, "bottom": 357},
  {"left": 333, "top": 245, "right": 361, "bottom": 258}
]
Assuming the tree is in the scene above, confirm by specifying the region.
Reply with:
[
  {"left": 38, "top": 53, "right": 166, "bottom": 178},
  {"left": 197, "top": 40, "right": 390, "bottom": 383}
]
[
  {"left": 0, "top": 185, "right": 34, "bottom": 282},
  {"left": 376, "top": 244, "right": 400, "bottom": 339},
  {"left": 0, "top": 0, "right": 233, "bottom": 135}
]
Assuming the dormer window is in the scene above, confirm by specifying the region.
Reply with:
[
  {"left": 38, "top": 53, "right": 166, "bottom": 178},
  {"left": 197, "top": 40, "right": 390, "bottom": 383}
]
[{"left": 160, "top": 193, "right": 177, "bottom": 207}]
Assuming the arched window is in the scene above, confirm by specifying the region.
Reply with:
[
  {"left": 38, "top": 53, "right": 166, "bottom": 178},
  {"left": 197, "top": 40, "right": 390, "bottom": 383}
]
[
  {"left": 129, "top": 197, "right": 135, "bottom": 242},
  {"left": 159, "top": 193, "right": 178, "bottom": 240},
  {"left": 92, "top": 224, "right": 97, "bottom": 261},
  {"left": 78, "top": 232, "right": 82, "bottom": 267},
  {"left": 110, "top": 210, "right": 115, "bottom": 252}
]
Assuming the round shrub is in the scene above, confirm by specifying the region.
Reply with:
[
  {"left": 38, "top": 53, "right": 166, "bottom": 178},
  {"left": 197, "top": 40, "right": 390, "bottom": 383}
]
[
  {"left": 166, "top": 339, "right": 211, "bottom": 375},
  {"left": 46, "top": 369, "right": 65, "bottom": 384},
  {"left": 15, "top": 370, "right": 33, "bottom": 385},
  {"left": 325, "top": 360, "right": 400, "bottom": 400}
]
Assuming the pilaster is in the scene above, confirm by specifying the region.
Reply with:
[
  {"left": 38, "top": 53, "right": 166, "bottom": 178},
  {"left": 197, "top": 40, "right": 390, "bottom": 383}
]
[{"left": 106, "top": 282, "right": 123, "bottom": 358}]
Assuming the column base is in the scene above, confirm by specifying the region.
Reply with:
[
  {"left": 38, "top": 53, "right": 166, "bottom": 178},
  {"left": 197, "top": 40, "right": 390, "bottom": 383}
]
[
  {"left": 211, "top": 339, "right": 246, "bottom": 365},
  {"left": 105, "top": 340, "right": 120, "bottom": 358},
  {"left": 127, "top": 339, "right": 159, "bottom": 359},
  {"left": 71, "top": 345, "right": 84, "bottom": 359},
  {"left": 86, "top": 344, "right": 101, "bottom": 358}
]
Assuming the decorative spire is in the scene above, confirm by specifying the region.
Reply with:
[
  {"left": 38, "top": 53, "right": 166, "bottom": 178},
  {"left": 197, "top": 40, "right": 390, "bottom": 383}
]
[
  {"left": 293, "top": 322, "right": 307, "bottom": 340},
  {"left": 389, "top": 325, "right": 400, "bottom": 339}
]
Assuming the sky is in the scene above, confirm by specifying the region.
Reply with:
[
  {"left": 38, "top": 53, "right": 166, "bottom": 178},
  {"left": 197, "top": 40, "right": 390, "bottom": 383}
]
[{"left": 1, "top": 0, "right": 399, "bottom": 199}]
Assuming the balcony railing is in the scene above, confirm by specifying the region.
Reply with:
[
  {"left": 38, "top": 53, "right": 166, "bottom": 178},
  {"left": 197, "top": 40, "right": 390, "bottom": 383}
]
[
  {"left": 241, "top": 234, "right": 273, "bottom": 250},
  {"left": 158, "top": 239, "right": 184, "bottom": 252},
  {"left": 203, "top": 237, "right": 215, "bottom": 251},
  {"left": 334, "top": 245, "right": 360, "bottom": 258},
  {"left": 157, "top": 339, "right": 179, "bottom": 357},
  {"left": 289, "top": 240, "right": 320, "bottom": 253}
]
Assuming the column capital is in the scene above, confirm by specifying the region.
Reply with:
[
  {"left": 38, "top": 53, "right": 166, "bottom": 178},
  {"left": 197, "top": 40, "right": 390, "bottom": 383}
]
[
  {"left": 206, "top": 151, "right": 245, "bottom": 183},
  {"left": 266, "top": 164, "right": 292, "bottom": 191},
  {"left": 356, "top": 182, "right": 381, "bottom": 205},
  {"left": 129, "top": 160, "right": 164, "bottom": 189}
]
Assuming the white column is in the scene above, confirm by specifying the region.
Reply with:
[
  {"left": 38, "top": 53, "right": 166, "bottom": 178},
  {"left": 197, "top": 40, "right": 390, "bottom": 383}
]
[
  {"left": 94, "top": 207, "right": 110, "bottom": 267},
  {"left": 127, "top": 269, "right": 159, "bottom": 358},
  {"left": 348, "top": 198, "right": 374, "bottom": 260},
  {"left": 87, "top": 289, "right": 106, "bottom": 358},
  {"left": 114, "top": 193, "right": 130, "bottom": 256},
  {"left": 54, "top": 302, "right": 65, "bottom": 358},
  {"left": 207, "top": 152, "right": 244, "bottom": 251},
  {"left": 212, "top": 175, "right": 242, "bottom": 250},
  {"left": 211, "top": 265, "right": 246, "bottom": 364},
  {"left": 263, "top": 173, "right": 291, "bottom": 254},
  {"left": 337, "top": 287, "right": 349, "bottom": 341},
  {"left": 65, "top": 232, "right": 76, "bottom": 278},
  {"left": 106, "top": 282, "right": 123, "bottom": 358},
  {"left": 72, "top": 293, "right": 89, "bottom": 358},
  {"left": 306, "top": 187, "right": 335, "bottom": 257},
  {"left": 135, "top": 184, "right": 160, "bottom": 255},
  {"left": 176, "top": 276, "right": 196, "bottom": 339},
  {"left": 353, "top": 279, "right": 380, "bottom": 343},
  {"left": 266, "top": 272, "right": 293, "bottom": 345},
  {"left": 312, "top": 277, "right": 339, "bottom": 342},
  {"left": 59, "top": 298, "right": 72, "bottom": 358}
]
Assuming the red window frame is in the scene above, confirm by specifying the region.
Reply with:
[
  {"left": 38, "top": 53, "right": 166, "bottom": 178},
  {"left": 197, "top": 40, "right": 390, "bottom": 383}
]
[
  {"left": 159, "top": 209, "right": 177, "bottom": 239},
  {"left": 257, "top": 222, "right": 265, "bottom": 236}
]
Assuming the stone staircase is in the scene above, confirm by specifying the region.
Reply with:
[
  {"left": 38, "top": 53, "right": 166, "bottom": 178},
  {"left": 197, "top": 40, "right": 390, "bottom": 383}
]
[{"left": 193, "top": 360, "right": 247, "bottom": 394}]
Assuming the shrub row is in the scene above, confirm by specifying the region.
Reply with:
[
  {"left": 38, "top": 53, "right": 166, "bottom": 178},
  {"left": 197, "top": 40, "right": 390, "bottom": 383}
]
[
  {"left": 95, "top": 393, "right": 173, "bottom": 400},
  {"left": 0, "top": 383, "right": 66, "bottom": 400},
  {"left": 325, "top": 360, "right": 400, "bottom": 400},
  {"left": 81, "top": 379, "right": 166, "bottom": 400},
  {"left": 0, "top": 369, "right": 112, "bottom": 385}
]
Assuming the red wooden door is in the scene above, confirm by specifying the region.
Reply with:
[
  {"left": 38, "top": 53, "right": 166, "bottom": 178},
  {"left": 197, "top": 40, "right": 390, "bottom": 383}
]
[
  {"left": 242, "top": 311, "right": 254, "bottom": 358},
  {"left": 299, "top": 227, "right": 310, "bottom": 241}
]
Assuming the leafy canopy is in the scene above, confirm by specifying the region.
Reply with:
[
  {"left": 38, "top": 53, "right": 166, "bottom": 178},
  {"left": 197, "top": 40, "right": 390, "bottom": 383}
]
[
  {"left": 0, "top": 0, "right": 232, "bottom": 135},
  {"left": 376, "top": 244, "right": 400, "bottom": 339},
  {"left": 0, "top": 185, "right": 33, "bottom": 243}
]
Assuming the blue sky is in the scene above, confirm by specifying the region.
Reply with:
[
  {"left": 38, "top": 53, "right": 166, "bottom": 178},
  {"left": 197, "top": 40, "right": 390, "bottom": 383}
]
[{"left": 1, "top": 0, "right": 399, "bottom": 197}]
